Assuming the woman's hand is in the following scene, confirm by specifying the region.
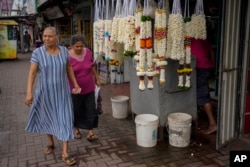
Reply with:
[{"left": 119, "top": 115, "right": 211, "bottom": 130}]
[
  {"left": 72, "top": 86, "right": 81, "bottom": 94},
  {"left": 96, "top": 79, "right": 102, "bottom": 87},
  {"left": 25, "top": 92, "right": 33, "bottom": 107}
]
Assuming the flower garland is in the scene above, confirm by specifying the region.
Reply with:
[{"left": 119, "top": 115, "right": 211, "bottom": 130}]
[
  {"left": 177, "top": 16, "right": 192, "bottom": 89},
  {"left": 137, "top": 15, "right": 153, "bottom": 90},
  {"left": 166, "top": 14, "right": 184, "bottom": 60},
  {"left": 123, "top": 15, "right": 136, "bottom": 57},
  {"left": 110, "top": 17, "right": 120, "bottom": 42},
  {"left": 104, "top": 20, "right": 112, "bottom": 61},
  {"left": 190, "top": 0, "right": 206, "bottom": 39},
  {"left": 117, "top": 17, "right": 125, "bottom": 43},
  {"left": 184, "top": 17, "right": 192, "bottom": 89},
  {"left": 134, "top": 9, "right": 142, "bottom": 71},
  {"left": 93, "top": 21, "right": 100, "bottom": 60},
  {"left": 93, "top": 20, "right": 105, "bottom": 59},
  {"left": 109, "top": 16, "right": 125, "bottom": 67},
  {"left": 145, "top": 16, "right": 154, "bottom": 89},
  {"left": 190, "top": 14, "right": 206, "bottom": 39},
  {"left": 154, "top": 8, "right": 167, "bottom": 84},
  {"left": 137, "top": 16, "right": 146, "bottom": 90},
  {"left": 109, "top": 42, "right": 124, "bottom": 67}
]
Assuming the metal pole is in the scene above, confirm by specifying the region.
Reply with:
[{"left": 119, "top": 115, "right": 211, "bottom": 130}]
[{"left": 20, "top": 23, "right": 24, "bottom": 53}]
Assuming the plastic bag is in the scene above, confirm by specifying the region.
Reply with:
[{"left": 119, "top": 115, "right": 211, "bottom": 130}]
[{"left": 95, "top": 85, "right": 103, "bottom": 114}]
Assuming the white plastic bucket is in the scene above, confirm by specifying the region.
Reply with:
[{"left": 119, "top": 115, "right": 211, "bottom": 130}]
[
  {"left": 135, "top": 114, "right": 159, "bottom": 147},
  {"left": 111, "top": 96, "right": 129, "bottom": 119},
  {"left": 167, "top": 113, "right": 192, "bottom": 147}
]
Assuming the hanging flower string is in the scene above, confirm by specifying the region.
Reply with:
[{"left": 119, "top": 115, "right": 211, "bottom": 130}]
[
  {"left": 183, "top": 16, "right": 192, "bottom": 89},
  {"left": 93, "top": 21, "right": 100, "bottom": 59},
  {"left": 123, "top": 15, "right": 137, "bottom": 57},
  {"left": 154, "top": 8, "right": 167, "bottom": 84},
  {"left": 109, "top": 1, "right": 124, "bottom": 68},
  {"left": 177, "top": 0, "right": 193, "bottom": 90},
  {"left": 93, "top": 20, "right": 105, "bottom": 59},
  {"left": 177, "top": 59, "right": 184, "bottom": 89},
  {"left": 137, "top": 15, "right": 148, "bottom": 91},
  {"left": 104, "top": 20, "right": 112, "bottom": 61},
  {"left": 134, "top": 9, "right": 143, "bottom": 71},
  {"left": 190, "top": 0, "right": 206, "bottom": 39},
  {"left": 144, "top": 16, "right": 154, "bottom": 89}
]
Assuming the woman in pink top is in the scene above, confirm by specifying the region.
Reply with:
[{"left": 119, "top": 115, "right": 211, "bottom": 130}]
[
  {"left": 191, "top": 38, "right": 217, "bottom": 135},
  {"left": 68, "top": 35, "right": 101, "bottom": 141}
]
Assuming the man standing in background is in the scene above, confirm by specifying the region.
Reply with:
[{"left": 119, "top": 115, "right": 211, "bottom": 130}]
[{"left": 23, "top": 31, "right": 31, "bottom": 52}]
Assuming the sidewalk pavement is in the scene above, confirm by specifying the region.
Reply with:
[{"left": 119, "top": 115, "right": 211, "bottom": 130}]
[{"left": 0, "top": 52, "right": 248, "bottom": 167}]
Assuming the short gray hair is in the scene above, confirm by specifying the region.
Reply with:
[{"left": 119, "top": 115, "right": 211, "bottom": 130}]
[
  {"left": 43, "top": 27, "right": 58, "bottom": 36},
  {"left": 70, "top": 35, "right": 85, "bottom": 45}
]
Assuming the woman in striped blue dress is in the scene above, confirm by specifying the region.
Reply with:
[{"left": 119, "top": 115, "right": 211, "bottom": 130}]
[{"left": 25, "top": 27, "right": 80, "bottom": 166}]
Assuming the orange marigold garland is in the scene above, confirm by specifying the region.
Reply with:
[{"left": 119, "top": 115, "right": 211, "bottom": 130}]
[{"left": 137, "top": 15, "right": 153, "bottom": 90}]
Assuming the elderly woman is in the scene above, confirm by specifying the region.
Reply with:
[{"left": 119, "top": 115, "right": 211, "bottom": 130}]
[
  {"left": 68, "top": 35, "right": 101, "bottom": 141},
  {"left": 25, "top": 27, "right": 80, "bottom": 166}
]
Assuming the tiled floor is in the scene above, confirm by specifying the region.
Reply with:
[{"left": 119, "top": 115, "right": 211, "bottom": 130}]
[{"left": 1, "top": 53, "right": 250, "bottom": 166}]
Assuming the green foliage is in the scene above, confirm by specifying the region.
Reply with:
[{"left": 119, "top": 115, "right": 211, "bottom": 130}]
[{"left": 123, "top": 50, "right": 137, "bottom": 57}]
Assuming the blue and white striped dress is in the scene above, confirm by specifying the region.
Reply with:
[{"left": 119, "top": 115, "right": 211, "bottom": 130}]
[{"left": 25, "top": 45, "right": 74, "bottom": 141}]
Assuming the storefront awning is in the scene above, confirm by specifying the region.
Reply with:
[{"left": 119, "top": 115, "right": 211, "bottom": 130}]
[{"left": 0, "top": 20, "right": 18, "bottom": 25}]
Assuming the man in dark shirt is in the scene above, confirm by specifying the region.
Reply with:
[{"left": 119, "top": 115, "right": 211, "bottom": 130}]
[
  {"left": 23, "top": 31, "right": 31, "bottom": 52},
  {"left": 16, "top": 30, "right": 21, "bottom": 52}
]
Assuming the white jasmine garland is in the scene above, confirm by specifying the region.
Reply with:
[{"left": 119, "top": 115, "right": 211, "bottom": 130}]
[
  {"left": 147, "top": 48, "right": 153, "bottom": 70},
  {"left": 156, "top": 60, "right": 167, "bottom": 84},
  {"left": 154, "top": 9, "right": 167, "bottom": 59},
  {"left": 160, "top": 68, "right": 166, "bottom": 84},
  {"left": 184, "top": 46, "right": 192, "bottom": 88},
  {"left": 134, "top": 54, "right": 140, "bottom": 71},
  {"left": 139, "top": 20, "right": 146, "bottom": 72},
  {"left": 154, "top": 9, "right": 167, "bottom": 84},
  {"left": 185, "top": 47, "right": 191, "bottom": 64},
  {"left": 109, "top": 41, "right": 115, "bottom": 60},
  {"left": 153, "top": 58, "right": 160, "bottom": 76},
  {"left": 190, "top": 14, "right": 206, "bottom": 39},
  {"left": 177, "top": 57, "right": 185, "bottom": 88},
  {"left": 185, "top": 75, "right": 191, "bottom": 88},
  {"left": 146, "top": 71, "right": 155, "bottom": 89},
  {"left": 137, "top": 15, "right": 154, "bottom": 90},
  {"left": 137, "top": 71, "right": 146, "bottom": 91},
  {"left": 139, "top": 49, "right": 146, "bottom": 72},
  {"left": 135, "top": 9, "right": 142, "bottom": 52},
  {"left": 183, "top": 20, "right": 192, "bottom": 89},
  {"left": 124, "top": 16, "right": 136, "bottom": 51},
  {"left": 104, "top": 20, "right": 112, "bottom": 60},
  {"left": 145, "top": 18, "right": 153, "bottom": 72},
  {"left": 93, "top": 21, "right": 99, "bottom": 60},
  {"left": 96, "top": 20, "right": 105, "bottom": 56},
  {"left": 110, "top": 17, "right": 120, "bottom": 42},
  {"left": 178, "top": 75, "right": 184, "bottom": 87},
  {"left": 184, "top": 21, "right": 192, "bottom": 38},
  {"left": 166, "top": 14, "right": 184, "bottom": 60},
  {"left": 117, "top": 17, "right": 125, "bottom": 43},
  {"left": 156, "top": 60, "right": 168, "bottom": 67}
]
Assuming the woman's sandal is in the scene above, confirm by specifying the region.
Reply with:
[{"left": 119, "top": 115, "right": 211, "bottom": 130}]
[
  {"left": 62, "top": 155, "right": 76, "bottom": 166},
  {"left": 74, "top": 131, "right": 81, "bottom": 139},
  {"left": 86, "top": 134, "right": 98, "bottom": 141},
  {"left": 43, "top": 145, "right": 54, "bottom": 155}
]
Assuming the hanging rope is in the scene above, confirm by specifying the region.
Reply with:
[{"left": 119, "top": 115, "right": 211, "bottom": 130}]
[{"left": 184, "top": 0, "right": 190, "bottom": 18}]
